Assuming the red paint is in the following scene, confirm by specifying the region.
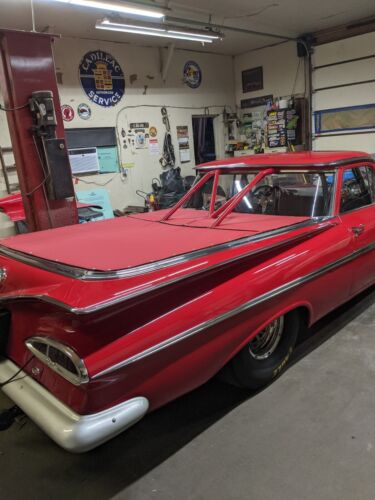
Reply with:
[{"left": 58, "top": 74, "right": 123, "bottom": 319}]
[
  {"left": 0, "top": 193, "right": 25, "bottom": 222},
  {"left": 199, "top": 150, "right": 368, "bottom": 169},
  {"left": 0, "top": 192, "right": 103, "bottom": 224},
  {"left": 1, "top": 151, "right": 375, "bottom": 419}
]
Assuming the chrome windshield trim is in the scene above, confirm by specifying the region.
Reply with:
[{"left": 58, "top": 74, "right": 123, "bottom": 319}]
[
  {"left": 0, "top": 219, "right": 335, "bottom": 315},
  {"left": 196, "top": 156, "right": 374, "bottom": 171},
  {"left": 0, "top": 218, "right": 329, "bottom": 281},
  {"left": 92, "top": 239, "right": 375, "bottom": 378}
]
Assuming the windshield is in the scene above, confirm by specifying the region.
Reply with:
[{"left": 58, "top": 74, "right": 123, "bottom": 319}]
[{"left": 185, "top": 170, "right": 335, "bottom": 218}]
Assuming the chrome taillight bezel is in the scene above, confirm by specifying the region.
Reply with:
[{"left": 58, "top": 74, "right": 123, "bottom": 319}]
[{"left": 25, "top": 336, "right": 89, "bottom": 386}]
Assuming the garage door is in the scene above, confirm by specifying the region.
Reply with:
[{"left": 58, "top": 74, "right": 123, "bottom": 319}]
[{"left": 312, "top": 31, "right": 375, "bottom": 154}]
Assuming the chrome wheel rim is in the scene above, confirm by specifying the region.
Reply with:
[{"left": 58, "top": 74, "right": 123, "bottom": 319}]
[{"left": 249, "top": 316, "right": 284, "bottom": 360}]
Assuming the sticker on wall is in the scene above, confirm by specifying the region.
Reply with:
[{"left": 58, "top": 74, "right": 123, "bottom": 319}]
[
  {"left": 61, "top": 104, "right": 75, "bottom": 122},
  {"left": 77, "top": 103, "right": 92, "bottom": 120},
  {"left": 183, "top": 61, "right": 202, "bottom": 89},
  {"left": 149, "top": 126, "right": 158, "bottom": 138},
  {"left": 79, "top": 50, "right": 125, "bottom": 107}
]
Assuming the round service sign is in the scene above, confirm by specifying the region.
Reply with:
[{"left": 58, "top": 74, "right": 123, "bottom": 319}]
[
  {"left": 61, "top": 104, "right": 75, "bottom": 122},
  {"left": 183, "top": 61, "right": 202, "bottom": 89},
  {"left": 77, "top": 103, "right": 92, "bottom": 120},
  {"left": 79, "top": 50, "right": 125, "bottom": 107}
]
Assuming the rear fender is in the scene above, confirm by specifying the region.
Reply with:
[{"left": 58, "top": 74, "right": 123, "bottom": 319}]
[{"left": 220, "top": 300, "right": 313, "bottom": 367}]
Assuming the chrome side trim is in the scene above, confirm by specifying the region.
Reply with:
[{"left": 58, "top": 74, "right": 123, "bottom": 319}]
[
  {"left": 0, "top": 219, "right": 335, "bottom": 315},
  {"left": 0, "top": 357, "right": 149, "bottom": 453},
  {"left": 25, "top": 336, "right": 89, "bottom": 386},
  {"left": 93, "top": 240, "right": 375, "bottom": 378},
  {"left": 0, "top": 218, "right": 330, "bottom": 281},
  {"left": 197, "top": 156, "right": 374, "bottom": 171}
]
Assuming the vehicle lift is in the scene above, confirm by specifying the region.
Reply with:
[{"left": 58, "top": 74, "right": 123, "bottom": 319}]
[
  {"left": 0, "top": 29, "right": 78, "bottom": 428},
  {"left": 0, "top": 29, "right": 78, "bottom": 232}
]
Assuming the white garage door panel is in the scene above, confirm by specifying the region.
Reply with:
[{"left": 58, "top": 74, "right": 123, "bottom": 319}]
[
  {"left": 314, "top": 81, "right": 375, "bottom": 110},
  {"left": 313, "top": 32, "right": 375, "bottom": 153},
  {"left": 314, "top": 59, "right": 375, "bottom": 90},
  {"left": 313, "top": 134, "right": 375, "bottom": 153},
  {"left": 314, "top": 32, "right": 375, "bottom": 66}
]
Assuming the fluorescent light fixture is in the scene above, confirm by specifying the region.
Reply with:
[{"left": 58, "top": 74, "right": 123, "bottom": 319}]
[
  {"left": 51, "top": 0, "right": 165, "bottom": 19},
  {"left": 96, "top": 18, "right": 223, "bottom": 43},
  {"left": 168, "top": 30, "right": 220, "bottom": 40}
]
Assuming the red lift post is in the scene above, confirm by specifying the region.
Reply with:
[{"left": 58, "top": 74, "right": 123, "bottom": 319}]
[{"left": 0, "top": 29, "right": 78, "bottom": 232}]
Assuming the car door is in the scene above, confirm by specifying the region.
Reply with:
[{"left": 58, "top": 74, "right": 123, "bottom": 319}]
[{"left": 339, "top": 164, "right": 375, "bottom": 295}]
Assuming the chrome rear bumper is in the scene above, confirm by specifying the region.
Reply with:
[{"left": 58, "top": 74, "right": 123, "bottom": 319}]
[{"left": 0, "top": 358, "right": 149, "bottom": 453}]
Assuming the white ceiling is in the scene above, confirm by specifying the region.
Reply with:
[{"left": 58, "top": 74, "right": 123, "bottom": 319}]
[{"left": 0, "top": 0, "right": 374, "bottom": 55}]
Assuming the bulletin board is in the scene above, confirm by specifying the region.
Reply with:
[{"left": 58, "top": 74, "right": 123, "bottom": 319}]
[{"left": 315, "top": 103, "right": 375, "bottom": 133}]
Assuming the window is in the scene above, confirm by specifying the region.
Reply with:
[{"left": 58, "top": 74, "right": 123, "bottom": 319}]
[
  {"left": 186, "top": 171, "right": 335, "bottom": 217},
  {"left": 340, "top": 166, "right": 375, "bottom": 213}
]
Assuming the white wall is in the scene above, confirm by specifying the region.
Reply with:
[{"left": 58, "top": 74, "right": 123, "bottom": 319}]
[
  {"left": 234, "top": 41, "right": 306, "bottom": 110},
  {"left": 0, "top": 36, "right": 235, "bottom": 229},
  {"left": 312, "top": 31, "right": 375, "bottom": 153},
  {"left": 55, "top": 37, "right": 234, "bottom": 208}
]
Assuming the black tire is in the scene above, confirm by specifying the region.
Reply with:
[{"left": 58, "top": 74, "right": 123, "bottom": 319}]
[{"left": 224, "top": 310, "right": 300, "bottom": 390}]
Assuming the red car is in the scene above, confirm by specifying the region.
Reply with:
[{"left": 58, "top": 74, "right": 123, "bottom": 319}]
[{"left": 0, "top": 151, "right": 374, "bottom": 452}]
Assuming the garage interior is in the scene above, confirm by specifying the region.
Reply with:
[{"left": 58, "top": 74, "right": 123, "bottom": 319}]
[{"left": 1, "top": 0, "right": 375, "bottom": 498}]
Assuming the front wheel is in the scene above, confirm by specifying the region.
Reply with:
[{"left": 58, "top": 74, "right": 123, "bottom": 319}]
[{"left": 226, "top": 310, "right": 300, "bottom": 390}]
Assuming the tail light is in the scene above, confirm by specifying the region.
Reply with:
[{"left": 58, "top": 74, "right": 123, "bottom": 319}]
[{"left": 25, "top": 337, "right": 89, "bottom": 386}]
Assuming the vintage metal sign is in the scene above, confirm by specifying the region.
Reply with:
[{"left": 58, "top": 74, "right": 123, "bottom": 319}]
[
  {"left": 79, "top": 50, "right": 125, "bottom": 107},
  {"left": 61, "top": 104, "right": 75, "bottom": 122},
  {"left": 183, "top": 61, "right": 202, "bottom": 89},
  {"left": 77, "top": 103, "right": 92, "bottom": 120}
]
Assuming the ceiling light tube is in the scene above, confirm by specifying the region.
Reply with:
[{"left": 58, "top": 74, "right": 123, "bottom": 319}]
[
  {"left": 167, "top": 29, "right": 220, "bottom": 40},
  {"left": 102, "top": 19, "right": 165, "bottom": 32},
  {"left": 96, "top": 20, "right": 214, "bottom": 42},
  {"left": 51, "top": 0, "right": 165, "bottom": 19}
]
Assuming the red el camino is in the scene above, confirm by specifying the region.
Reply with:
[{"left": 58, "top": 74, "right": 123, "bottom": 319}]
[{"left": 0, "top": 151, "right": 374, "bottom": 452}]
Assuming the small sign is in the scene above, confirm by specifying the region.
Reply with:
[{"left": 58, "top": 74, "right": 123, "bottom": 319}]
[
  {"left": 183, "top": 61, "right": 202, "bottom": 89},
  {"left": 130, "top": 122, "right": 149, "bottom": 129},
  {"left": 77, "top": 103, "right": 92, "bottom": 120},
  {"left": 149, "top": 138, "right": 159, "bottom": 155},
  {"left": 149, "top": 126, "right": 158, "bottom": 137},
  {"left": 241, "top": 95, "right": 273, "bottom": 109},
  {"left": 79, "top": 50, "right": 125, "bottom": 107},
  {"left": 61, "top": 104, "right": 74, "bottom": 122}
]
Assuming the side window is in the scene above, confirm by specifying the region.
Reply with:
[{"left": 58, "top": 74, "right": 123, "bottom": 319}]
[
  {"left": 360, "top": 166, "right": 375, "bottom": 201},
  {"left": 340, "top": 166, "right": 375, "bottom": 213}
]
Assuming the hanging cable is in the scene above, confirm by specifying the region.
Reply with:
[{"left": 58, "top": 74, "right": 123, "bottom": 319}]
[
  {"left": 0, "top": 103, "right": 29, "bottom": 112},
  {"left": 0, "top": 356, "right": 34, "bottom": 389},
  {"left": 73, "top": 173, "right": 117, "bottom": 187}
]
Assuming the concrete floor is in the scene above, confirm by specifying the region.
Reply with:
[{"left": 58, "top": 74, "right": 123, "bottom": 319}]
[{"left": 1, "top": 286, "right": 375, "bottom": 500}]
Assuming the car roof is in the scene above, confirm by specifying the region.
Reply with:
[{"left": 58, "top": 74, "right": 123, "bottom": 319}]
[{"left": 197, "top": 151, "right": 374, "bottom": 171}]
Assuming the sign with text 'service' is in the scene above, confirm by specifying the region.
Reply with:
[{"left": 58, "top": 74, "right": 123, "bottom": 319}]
[{"left": 79, "top": 50, "right": 125, "bottom": 107}]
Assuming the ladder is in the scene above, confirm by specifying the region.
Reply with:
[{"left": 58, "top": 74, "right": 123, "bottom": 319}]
[{"left": 0, "top": 146, "right": 19, "bottom": 194}]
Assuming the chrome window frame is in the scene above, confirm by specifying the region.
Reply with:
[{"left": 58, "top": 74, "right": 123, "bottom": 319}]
[{"left": 339, "top": 163, "right": 375, "bottom": 215}]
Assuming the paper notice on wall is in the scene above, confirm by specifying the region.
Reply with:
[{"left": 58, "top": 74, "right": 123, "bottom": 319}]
[
  {"left": 76, "top": 189, "right": 114, "bottom": 220},
  {"left": 135, "top": 129, "right": 147, "bottom": 149},
  {"left": 149, "top": 138, "right": 160, "bottom": 155},
  {"left": 129, "top": 122, "right": 149, "bottom": 151},
  {"left": 179, "top": 148, "right": 191, "bottom": 162},
  {"left": 177, "top": 125, "right": 191, "bottom": 163}
]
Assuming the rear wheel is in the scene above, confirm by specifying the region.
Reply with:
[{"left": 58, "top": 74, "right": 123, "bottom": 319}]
[{"left": 225, "top": 310, "right": 300, "bottom": 390}]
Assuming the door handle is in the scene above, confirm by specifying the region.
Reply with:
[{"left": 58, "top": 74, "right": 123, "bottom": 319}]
[{"left": 352, "top": 224, "right": 365, "bottom": 237}]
